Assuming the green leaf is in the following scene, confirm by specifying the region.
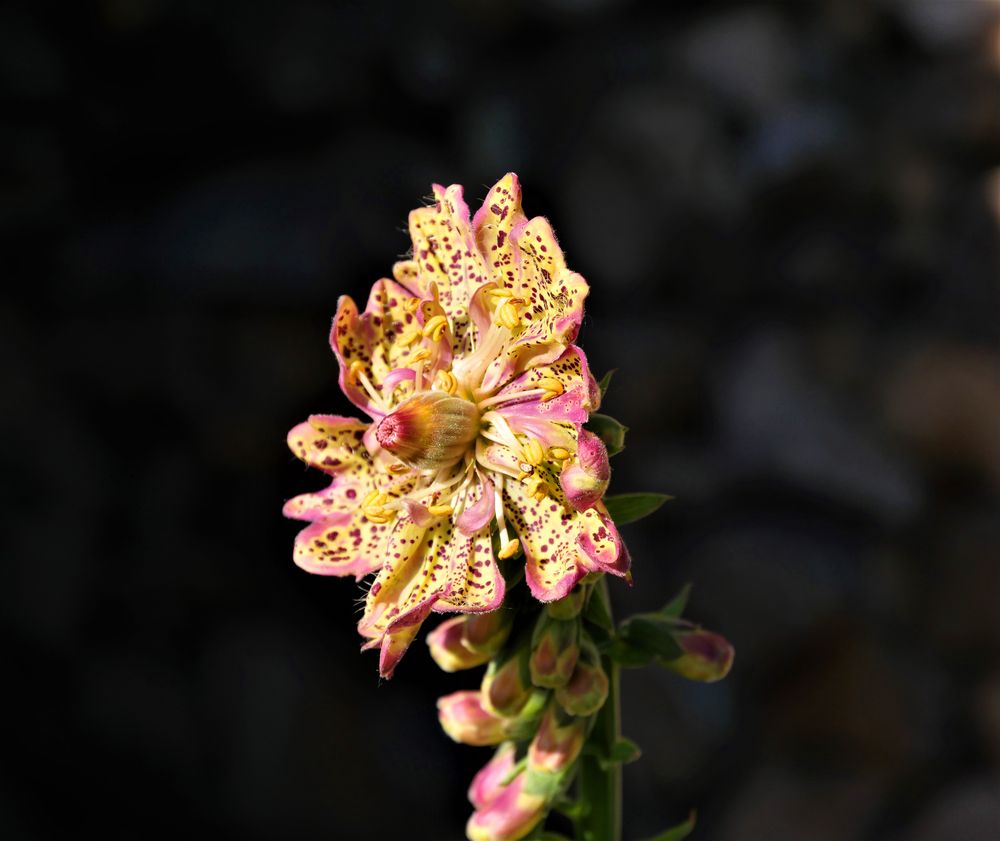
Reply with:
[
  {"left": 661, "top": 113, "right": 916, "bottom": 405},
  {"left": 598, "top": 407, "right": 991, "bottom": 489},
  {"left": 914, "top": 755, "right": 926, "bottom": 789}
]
[
  {"left": 585, "top": 413, "right": 627, "bottom": 456},
  {"left": 597, "top": 368, "right": 617, "bottom": 398},
  {"left": 616, "top": 614, "right": 684, "bottom": 663},
  {"left": 598, "top": 737, "right": 641, "bottom": 769},
  {"left": 603, "top": 492, "right": 673, "bottom": 525},
  {"left": 660, "top": 583, "right": 692, "bottom": 619},
  {"left": 639, "top": 811, "right": 697, "bottom": 841}
]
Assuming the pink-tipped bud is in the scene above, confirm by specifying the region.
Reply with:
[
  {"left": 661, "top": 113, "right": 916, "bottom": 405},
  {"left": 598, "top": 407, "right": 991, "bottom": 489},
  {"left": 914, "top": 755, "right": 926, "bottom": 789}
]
[
  {"left": 466, "top": 769, "right": 546, "bottom": 841},
  {"left": 555, "top": 640, "right": 609, "bottom": 717},
  {"left": 375, "top": 392, "right": 479, "bottom": 472},
  {"left": 462, "top": 609, "right": 514, "bottom": 657},
  {"left": 468, "top": 743, "right": 519, "bottom": 810},
  {"left": 528, "top": 704, "right": 587, "bottom": 775},
  {"left": 546, "top": 584, "right": 587, "bottom": 620},
  {"left": 438, "top": 689, "right": 547, "bottom": 746},
  {"left": 530, "top": 615, "right": 580, "bottom": 689},
  {"left": 427, "top": 616, "right": 492, "bottom": 673},
  {"left": 437, "top": 691, "right": 510, "bottom": 746},
  {"left": 482, "top": 642, "right": 533, "bottom": 718},
  {"left": 666, "top": 630, "right": 735, "bottom": 683},
  {"left": 560, "top": 429, "right": 610, "bottom": 511}
]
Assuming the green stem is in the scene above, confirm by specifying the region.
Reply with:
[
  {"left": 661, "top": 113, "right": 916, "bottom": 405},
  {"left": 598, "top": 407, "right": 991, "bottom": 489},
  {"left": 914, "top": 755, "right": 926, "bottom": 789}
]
[{"left": 576, "top": 577, "right": 622, "bottom": 841}]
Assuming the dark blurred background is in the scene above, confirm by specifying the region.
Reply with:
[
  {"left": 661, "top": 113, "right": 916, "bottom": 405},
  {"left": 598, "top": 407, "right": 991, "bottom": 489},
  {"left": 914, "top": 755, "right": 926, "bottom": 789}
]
[{"left": 4, "top": 1, "right": 1000, "bottom": 839}]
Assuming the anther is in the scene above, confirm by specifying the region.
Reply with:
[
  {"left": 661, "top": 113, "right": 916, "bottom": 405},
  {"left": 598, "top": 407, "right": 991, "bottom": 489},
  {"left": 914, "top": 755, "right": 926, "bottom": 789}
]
[
  {"left": 522, "top": 438, "right": 545, "bottom": 466},
  {"left": 422, "top": 315, "right": 449, "bottom": 342},
  {"left": 348, "top": 360, "right": 366, "bottom": 381},
  {"left": 387, "top": 463, "right": 409, "bottom": 474},
  {"left": 487, "top": 287, "right": 514, "bottom": 300},
  {"left": 537, "top": 377, "right": 564, "bottom": 401},
  {"left": 498, "top": 538, "right": 521, "bottom": 560},
  {"left": 548, "top": 447, "right": 571, "bottom": 461},
  {"left": 398, "top": 326, "right": 422, "bottom": 347},
  {"left": 434, "top": 370, "right": 458, "bottom": 394},
  {"left": 428, "top": 503, "right": 454, "bottom": 517},
  {"left": 403, "top": 297, "right": 421, "bottom": 314},
  {"left": 362, "top": 489, "right": 381, "bottom": 508},
  {"left": 497, "top": 301, "right": 520, "bottom": 330},
  {"left": 410, "top": 348, "right": 432, "bottom": 362}
]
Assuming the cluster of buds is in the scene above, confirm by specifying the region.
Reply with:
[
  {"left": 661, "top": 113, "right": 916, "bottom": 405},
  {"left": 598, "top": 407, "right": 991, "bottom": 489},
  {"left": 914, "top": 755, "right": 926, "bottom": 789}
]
[{"left": 433, "top": 583, "right": 610, "bottom": 840}]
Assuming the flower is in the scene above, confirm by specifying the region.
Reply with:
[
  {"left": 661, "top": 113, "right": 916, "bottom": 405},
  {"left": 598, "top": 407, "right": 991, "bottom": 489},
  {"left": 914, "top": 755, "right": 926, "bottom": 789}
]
[{"left": 284, "top": 174, "right": 628, "bottom": 677}]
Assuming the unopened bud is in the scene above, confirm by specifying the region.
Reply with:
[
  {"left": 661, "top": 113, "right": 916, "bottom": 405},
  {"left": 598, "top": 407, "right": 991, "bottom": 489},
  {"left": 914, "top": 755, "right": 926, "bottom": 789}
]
[
  {"left": 462, "top": 609, "right": 514, "bottom": 657},
  {"left": 530, "top": 614, "right": 580, "bottom": 689},
  {"left": 466, "top": 768, "right": 546, "bottom": 841},
  {"left": 560, "top": 429, "right": 610, "bottom": 511},
  {"left": 468, "top": 742, "right": 518, "bottom": 810},
  {"left": 665, "top": 629, "right": 734, "bottom": 683},
  {"left": 555, "top": 639, "right": 609, "bottom": 717},
  {"left": 375, "top": 392, "right": 479, "bottom": 472},
  {"left": 438, "top": 689, "right": 548, "bottom": 747},
  {"left": 427, "top": 616, "right": 492, "bottom": 672},
  {"left": 482, "top": 640, "right": 533, "bottom": 717},
  {"left": 527, "top": 703, "right": 587, "bottom": 775}
]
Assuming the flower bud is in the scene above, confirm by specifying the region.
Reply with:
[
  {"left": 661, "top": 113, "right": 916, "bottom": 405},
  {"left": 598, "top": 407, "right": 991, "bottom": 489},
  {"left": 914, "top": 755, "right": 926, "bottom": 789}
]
[
  {"left": 439, "top": 689, "right": 548, "bottom": 747},
  {"left": 482, "top": 641, "right": 533, "bottom": 717},
  {"left": 466, "top": 769, "right": 546, "bottom": 841},
  {"left": 527, "top": 704, "right": 587, "bottom": 775},
  {"left": 529, "top": 614, "right": 580, "bottom": 689},
  {"left": 375, "top": 391, "right": 479, "bottom": 472},
  {"left": 462, "top": 608, "right": 514, "bottom": 657},
  {"left": 665, "top": 629, "right": 734, "bottom": 683},
  {"left": 555, "top": 640, "right": 609, "bottom": 717},
  {"left": 560, "top": 429, "right": 610, "bottom": 511},
  {"left": 427, "top": 616, "right": 492, "bottom": 672},
  {"left": 438, "top": 690, "right": 509, "bottom": 746},
  {"left": 468, "top": 742, "right": 518, "bottom": 810},
  {"left": 546, "top": 584, "right": 587, "bottom": 620}
]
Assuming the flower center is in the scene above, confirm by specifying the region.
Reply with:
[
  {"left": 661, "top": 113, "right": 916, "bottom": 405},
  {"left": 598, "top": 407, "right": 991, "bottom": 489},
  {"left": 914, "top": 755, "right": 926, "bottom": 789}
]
[{"left": 375, "top": 391, "right": 480, "bottom": 473}]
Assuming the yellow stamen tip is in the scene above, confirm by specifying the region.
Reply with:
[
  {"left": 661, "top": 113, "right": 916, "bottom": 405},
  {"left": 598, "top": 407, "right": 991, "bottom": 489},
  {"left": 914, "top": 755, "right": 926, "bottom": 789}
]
[
  {"left": 387, "top": 463, "right": 409, "bottom": 474},
  {"left": 523, "top": 438, "right": 545, "bottom": 466},
  {"left": 549, "top": 447, "right": 571, "bottom": 461},
  {"left": 403, "top": 297, "right": 421, "bottom": 314},
  {"left": 422, "top": 315, "right": 449, "bottom": 342},
  {"left": 487, "top": 286, "right": 514, "bottom": 299},
  {"left": 399, "top": 326, "right": 422, "bottom": 347},
  {"left": 348, "top": 360, "right": 366, "bottom": 380},
  {"left": 434, "top": 370, "right": 458, "bottom": 395},
  {"left": 497, "top": 301, "right": 520, "bottom": 330},
  {"left": 428, "top": 503, "right": 454, "bottom": 517},
  {"left": 498, "top": 538, "right": 520, "bottom": 560},
  {"left": 410, "top": 348, "right": 432, "bottom": 362}
]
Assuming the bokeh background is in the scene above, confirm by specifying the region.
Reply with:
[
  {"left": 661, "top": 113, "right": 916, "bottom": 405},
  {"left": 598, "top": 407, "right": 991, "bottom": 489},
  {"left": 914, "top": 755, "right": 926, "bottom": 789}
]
[{"left": 5, "top": 1, "right": 1000, "bottom": 839}]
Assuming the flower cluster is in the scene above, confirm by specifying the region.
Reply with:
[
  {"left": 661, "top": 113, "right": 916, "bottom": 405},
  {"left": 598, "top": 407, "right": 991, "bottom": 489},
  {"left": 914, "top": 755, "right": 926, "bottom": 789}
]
[{"left": 285, "top": 174, "right": 628, "bottom": 679}]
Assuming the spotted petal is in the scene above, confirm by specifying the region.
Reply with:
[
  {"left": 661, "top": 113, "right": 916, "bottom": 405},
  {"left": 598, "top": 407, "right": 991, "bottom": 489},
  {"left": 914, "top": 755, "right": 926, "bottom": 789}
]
[
  {"left": 394, "top": 183, "right": 491, "bottom": 355},
  {"left": 289, "top": 511, "right": 393, "bottom": 580},
  {"left": 473, "top": 173, "right": 589, "bottom": 389},
  {"left": 359, "top": 517, "right": 505, "bottom": 677},
  {"left": 330, "top": 280, "right": 449, "bottom": 419},
  {"left": 502, "top": 468, "right": 628, "bottom": 602}
]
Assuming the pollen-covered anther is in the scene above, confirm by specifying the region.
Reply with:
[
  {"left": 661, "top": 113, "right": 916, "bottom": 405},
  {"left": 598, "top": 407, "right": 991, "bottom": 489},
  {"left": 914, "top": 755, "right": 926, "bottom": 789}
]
[
  {"left": 361, "top": 490, "right": 394, "bottom": 523},
  {"left": 435, "top": 370, "right": 458, "bottom": 394},
  {"left": 387, "top": 462, "right": 409, "bottom": 475},
  {"left": 410, "top": 348, "right": 432, "bottom": 363},
  {"left": 537, "top": 377, "right": 564, "bottom": 402},
  {"left": 348, "top": 359, "right": 366, "bottom": 381},
  {"left": 549, "top": 447, "right": 571, "bottom": 461},
  {"left": 403, "top": 296, "right": 422, "bottom": 314},
  {"left": 522, "top": 438, "right": 545, "bottom": 467},
  {"left": 498, "top": 538, "right": 521, "bottom": 560},
  {"left": 374, "top": 391, "right": 480, "bottom": 472},
  {"left": 486, "top": 286, "right": 514, "bottom": 300},
  {"left": 422, "top": 315, "right": 449, "bottom": 342},
  {"left": 428, "top": 503, "right": 454, "bottom": 518},
  {"left": 496, "top": 300, "right": 521, "bottom": 330}
]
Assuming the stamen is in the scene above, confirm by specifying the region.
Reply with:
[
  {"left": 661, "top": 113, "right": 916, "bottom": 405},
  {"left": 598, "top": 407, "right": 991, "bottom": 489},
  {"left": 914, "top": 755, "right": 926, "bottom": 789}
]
[
  {"left": 422, "top": 315, "right": 449, "bottom": 342},
  {"left": 427, "top": 503, "right": 454, "bottom": 517},
  {"left": 549, "top": 447, "right": 571, "bottom": 461},
  {"left": 347, "top": 361, "right": 386, "bottom": 409},
  {"left": 476, "top": 388, "right": 547, "bottom": 411},
  {"left": 496, "top": 301, "right": 520, "bottom": 330},
  {"left": 537, "top": 377, "right": 564, "bottom": 401},
  {"left": 403, "top": 297, "right": 421, "bottom": 314},
  {"left": 434, "top": 370, "right": 458, "bottom": 394},
  {"left": 522, "top": 438, "right": 545, "bottom": 466},
  {"left": 387, "top": 463, "right": 409, "bottom": 474},
  {"left": 410, "top": 348, "right": 432, "bottom": 362},
  {"left": 498, "top": 538, "right": 521, "bottom": 560},
  {"left": 486, "top": 286, "right": 514, "bottom": 300}
]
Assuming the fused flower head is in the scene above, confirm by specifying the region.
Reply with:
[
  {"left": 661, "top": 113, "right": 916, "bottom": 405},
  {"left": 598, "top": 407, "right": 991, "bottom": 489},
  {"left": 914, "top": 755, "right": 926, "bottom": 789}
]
[{"left": 285, "top": 174, "right": 628, "bottom": 677}]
